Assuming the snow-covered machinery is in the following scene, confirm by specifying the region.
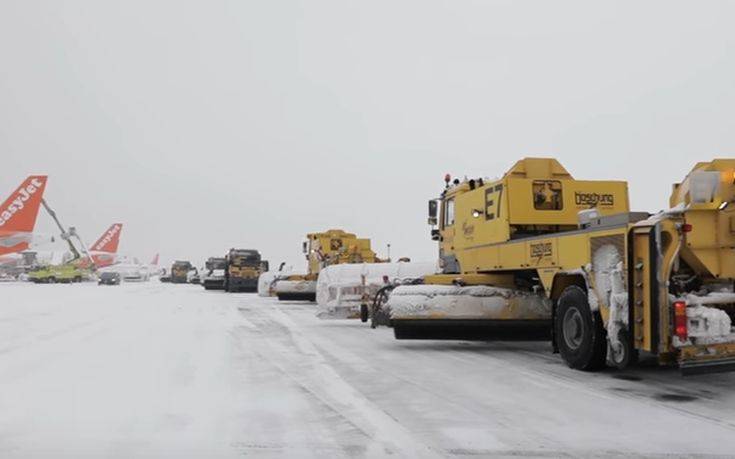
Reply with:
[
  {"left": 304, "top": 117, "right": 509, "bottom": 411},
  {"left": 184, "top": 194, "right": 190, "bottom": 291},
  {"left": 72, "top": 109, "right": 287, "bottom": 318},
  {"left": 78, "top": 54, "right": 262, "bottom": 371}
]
[
  {"left": 170, "top": 261, "right": 193, "bottom": 284},
  {"left": 28, "top": 199, "right": 95, "bottom": 284},
  {"left": 387, "top": 158, "right": 735, "bottom": 375},
  {"left": 224, "top": 249, "right": 268, "bottom": 293},
  {"left": 258, "top": 262, "right": 291, "bottom": 297},
  {"left": 202, "top": 257, "right": 227, "bottom": 290},
  {"left": 315, "top": 261, "right": 437, "bottom": 319},
  {"left": 274, "top": 229, "right": 380, "bottom": 302}
]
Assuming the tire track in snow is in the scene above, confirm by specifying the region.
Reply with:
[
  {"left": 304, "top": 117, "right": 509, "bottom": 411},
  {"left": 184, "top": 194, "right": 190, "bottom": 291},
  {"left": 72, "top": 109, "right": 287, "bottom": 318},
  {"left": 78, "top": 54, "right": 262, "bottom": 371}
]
[{"left": 239, "top": 302, "right": 444, "bottom": 458}]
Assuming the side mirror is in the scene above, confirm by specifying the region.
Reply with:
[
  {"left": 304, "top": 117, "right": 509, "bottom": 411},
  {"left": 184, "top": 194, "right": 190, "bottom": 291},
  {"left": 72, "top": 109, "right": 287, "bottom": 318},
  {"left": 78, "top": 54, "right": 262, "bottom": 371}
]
[
  {"left": 302, "top": 241, "right": 308, "bottom": 254},
  {"left": 428, "top": 200, "right": 438, "bottom": 226},
  {"left": 431, "top": 229, "right": 441, "bottom": 241},
  {"left": 260, "top": 261, "right": 270, "bottom": 272}
]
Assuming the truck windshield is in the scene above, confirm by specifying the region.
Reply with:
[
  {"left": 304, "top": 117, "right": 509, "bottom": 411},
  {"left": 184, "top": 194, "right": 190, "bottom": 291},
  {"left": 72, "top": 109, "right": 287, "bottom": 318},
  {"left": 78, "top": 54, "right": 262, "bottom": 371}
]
[
  {"left": 230, "top": 253, "right": 260, "bottom": 267},
  {"left": 206, "top": 259, "right": 226, "bottom": 270}
]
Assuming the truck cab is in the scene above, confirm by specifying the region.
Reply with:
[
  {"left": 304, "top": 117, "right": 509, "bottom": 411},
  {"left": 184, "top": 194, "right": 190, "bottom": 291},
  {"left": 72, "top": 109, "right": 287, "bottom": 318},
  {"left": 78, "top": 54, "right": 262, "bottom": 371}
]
[
  {"left": 170, "top": 261, "right": 193, "bottom": 284},
  {"left": 225, "top": 249, "right": 267, "bottom": 293}
]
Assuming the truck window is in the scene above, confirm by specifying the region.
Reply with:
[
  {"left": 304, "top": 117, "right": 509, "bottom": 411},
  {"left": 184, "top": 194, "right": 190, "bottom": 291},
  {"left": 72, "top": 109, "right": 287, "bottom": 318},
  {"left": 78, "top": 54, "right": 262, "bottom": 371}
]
[
  {"left": 533, "top": 181, "right": 563, "bottom": 211},
  {"left": 444, "top": 198, "right": 455, "bottom": 227}
]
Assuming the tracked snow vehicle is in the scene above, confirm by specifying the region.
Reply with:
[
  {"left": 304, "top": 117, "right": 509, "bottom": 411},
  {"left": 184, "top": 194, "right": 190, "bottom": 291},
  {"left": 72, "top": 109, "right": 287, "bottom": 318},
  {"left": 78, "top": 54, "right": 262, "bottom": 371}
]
[{"left": 388, "top": 158, "right": 735, "bottom": 374}]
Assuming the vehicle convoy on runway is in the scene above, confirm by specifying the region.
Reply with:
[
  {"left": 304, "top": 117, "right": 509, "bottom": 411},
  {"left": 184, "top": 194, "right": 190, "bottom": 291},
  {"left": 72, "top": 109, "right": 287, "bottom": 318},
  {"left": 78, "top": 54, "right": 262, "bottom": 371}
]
[
  {"left": 224, "top": 249, "right": 268, "bottom": 293},
  {"left": 274, "top": 229, "right": 380, "bottom": 302},
  {"left": 202, "top": 257, "right": 227, "bottom": 290},
  {"left": 384, "top": 158, "right": 735, "bottom": 375},
  {"left": 170, "top": 261, "right": 194, "bottom": 284}
]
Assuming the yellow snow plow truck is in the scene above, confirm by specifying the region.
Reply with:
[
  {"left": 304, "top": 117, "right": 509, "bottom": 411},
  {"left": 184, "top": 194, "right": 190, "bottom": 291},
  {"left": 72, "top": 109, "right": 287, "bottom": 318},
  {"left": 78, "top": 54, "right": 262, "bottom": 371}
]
[
  {"left": 387, "top": 158, "right": 735, "bottom": 375},
  {"left": 225, "top": 249, "right": 268, "bottom": 293},
  {"left": 275, "top": 229, "right": 379, "bottom": 301}
]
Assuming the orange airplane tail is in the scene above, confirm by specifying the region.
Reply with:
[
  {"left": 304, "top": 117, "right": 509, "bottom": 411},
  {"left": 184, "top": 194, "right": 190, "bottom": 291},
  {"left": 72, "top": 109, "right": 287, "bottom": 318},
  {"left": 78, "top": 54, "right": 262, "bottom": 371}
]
[
  {"left": 0, "top": 176, "right": 48, "bottom": 256},
  {"left": 91, "top": 223, "right": 123, "bottom": 253}
]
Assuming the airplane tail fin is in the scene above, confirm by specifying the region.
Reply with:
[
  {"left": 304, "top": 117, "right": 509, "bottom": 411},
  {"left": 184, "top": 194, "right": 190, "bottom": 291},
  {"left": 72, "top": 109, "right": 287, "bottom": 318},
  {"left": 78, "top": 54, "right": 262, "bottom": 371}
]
[
  {"left": 0, "top": 176, "right": 49, "bottom": 255},
  {"left": 0, "top": 176, "right": 48, "bottom": 233},
  {"left": 91, "top": 223, "right": 123, "bottom": 253}
]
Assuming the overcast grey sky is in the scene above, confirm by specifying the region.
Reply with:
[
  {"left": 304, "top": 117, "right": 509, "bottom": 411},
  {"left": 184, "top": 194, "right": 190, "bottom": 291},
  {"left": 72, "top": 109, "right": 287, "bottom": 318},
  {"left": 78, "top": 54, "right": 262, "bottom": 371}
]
[{"left": 2, "top": 1, "right": 734, "bottom": 268}]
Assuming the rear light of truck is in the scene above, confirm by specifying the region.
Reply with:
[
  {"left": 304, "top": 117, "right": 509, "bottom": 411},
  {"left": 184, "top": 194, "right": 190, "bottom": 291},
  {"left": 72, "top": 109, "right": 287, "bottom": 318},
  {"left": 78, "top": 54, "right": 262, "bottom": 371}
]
[
  {"left": 681, "top": 224, "right": 693, "bottom": 233},
  {"left": 674, "top": 300, "right": 688, "bottom": 341}
]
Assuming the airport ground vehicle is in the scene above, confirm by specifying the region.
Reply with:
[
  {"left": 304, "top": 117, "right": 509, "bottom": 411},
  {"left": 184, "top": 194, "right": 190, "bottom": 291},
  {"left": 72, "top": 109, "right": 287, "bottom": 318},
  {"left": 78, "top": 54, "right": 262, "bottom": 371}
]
[
  {"left": 170, "top": 261, "right": 193, "bottom": 284},
  {"left": 224, "top": 249, "right": 267, "bottom": 293},
  {"left": 98, "top": 272, "right": 121, "bottom": 285},
  {"left": 275, "top": 229, "right": 379, "bottom": 302},
  {"left": 28, "top": 199, "right": 94, "bottom": 284},
  {"left": 202, "top": 257, "right": 227, "bottom": 290},
  {"left": 386, "top": 158, "right": 735, "bottom": 375}
]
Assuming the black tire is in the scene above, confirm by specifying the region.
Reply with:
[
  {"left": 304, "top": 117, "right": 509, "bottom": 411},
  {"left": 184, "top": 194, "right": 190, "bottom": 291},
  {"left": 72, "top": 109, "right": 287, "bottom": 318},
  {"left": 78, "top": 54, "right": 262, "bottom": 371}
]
[
  {"left": 48, "top": 277, "right": 56, "bottom": 284},
  {"left": 555, "top": 286, "right": 607, "bottom": 371},
  {"left": 610, "top": 329, "right": 639, "bottom": 370},
  {"left": 360, "top": 304, "right": 369, "bottom": 323}
]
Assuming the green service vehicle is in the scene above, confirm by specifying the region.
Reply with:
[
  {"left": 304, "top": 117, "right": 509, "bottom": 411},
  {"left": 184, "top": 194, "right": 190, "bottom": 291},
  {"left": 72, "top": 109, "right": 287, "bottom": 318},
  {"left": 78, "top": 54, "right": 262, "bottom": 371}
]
[
  {"left": 27, "top": 199, "right": 95, "bottom": 284},
  {"left": 29, "top": 263, "right": 85, "bottom": 284}
]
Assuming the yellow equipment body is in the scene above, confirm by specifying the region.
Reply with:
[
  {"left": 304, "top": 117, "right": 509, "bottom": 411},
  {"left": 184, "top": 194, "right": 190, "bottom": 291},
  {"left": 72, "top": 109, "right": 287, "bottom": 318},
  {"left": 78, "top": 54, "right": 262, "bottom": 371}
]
[
  {"left": 225, "top": 249, "right": 267, "bottom": 293},
  {"left": 389, "top": 158, "right": 735, "bottom": 374},
  {"left": 276, "top": 229, "right": 380, "bottom": 301}
]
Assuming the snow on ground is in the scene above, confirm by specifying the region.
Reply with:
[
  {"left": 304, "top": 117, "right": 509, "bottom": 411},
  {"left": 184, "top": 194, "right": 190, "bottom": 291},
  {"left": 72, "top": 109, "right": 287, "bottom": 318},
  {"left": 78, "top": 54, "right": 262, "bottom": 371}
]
[{"left": 0, "top": 282, "right": 735, "bottom": 458}]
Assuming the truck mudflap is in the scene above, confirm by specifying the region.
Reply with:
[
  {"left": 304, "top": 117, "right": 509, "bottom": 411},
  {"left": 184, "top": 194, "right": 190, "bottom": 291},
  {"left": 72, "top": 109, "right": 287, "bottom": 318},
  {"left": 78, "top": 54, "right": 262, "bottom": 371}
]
[
  {"left": 391, "top": 319, "right": 551, "bottom": 341},
  {"left": 679, "top": 343, "right": 735, "bottom": 376}
]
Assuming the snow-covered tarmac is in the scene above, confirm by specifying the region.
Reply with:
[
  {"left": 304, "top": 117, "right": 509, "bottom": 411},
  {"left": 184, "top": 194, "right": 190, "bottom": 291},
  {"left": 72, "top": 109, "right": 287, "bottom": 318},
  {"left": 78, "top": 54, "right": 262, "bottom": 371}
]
[{"left": 1, "top": 282, "right": 734, "bottom": 458}]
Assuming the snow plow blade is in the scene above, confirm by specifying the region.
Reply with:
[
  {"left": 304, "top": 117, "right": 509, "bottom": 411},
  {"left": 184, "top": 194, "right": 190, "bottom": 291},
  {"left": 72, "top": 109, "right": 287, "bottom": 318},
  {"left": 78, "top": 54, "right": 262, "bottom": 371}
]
[
  {"left": 386, "top": 284, "right": 552, "bottom": 340},
  {"left": 392, "top": 319, "right": 551, "bottom": 341},
  {"left": 274, "top": 279, "right": 317, "bottom": 302},
  {"left": 277, "top": 292, "right": 317, "bottom": 302},
  {"left": 680, "top": 358, "right": 735, "bottom": 376}
]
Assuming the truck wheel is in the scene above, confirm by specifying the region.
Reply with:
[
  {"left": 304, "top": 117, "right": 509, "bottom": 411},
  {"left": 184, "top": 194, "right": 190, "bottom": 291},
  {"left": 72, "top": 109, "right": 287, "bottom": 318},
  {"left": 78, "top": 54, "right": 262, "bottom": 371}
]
[
  {"left": 555, "top": 286, "right": 607, "bottom": 371},
  {"left": 48, "top": 277, "right": 56, "bottom": 284},
  {"left": 360, "top": 304, "right": 369, "bottom": 323},
  {"left": 610, "top": 329, "right": 638, "bottom": 370}
]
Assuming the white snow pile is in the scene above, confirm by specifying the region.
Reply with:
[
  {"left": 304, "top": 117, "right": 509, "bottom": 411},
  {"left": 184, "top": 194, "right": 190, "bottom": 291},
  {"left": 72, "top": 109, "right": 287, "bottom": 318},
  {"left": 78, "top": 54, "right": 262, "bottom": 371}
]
[
  {"left": 315, "top": 261, "right": 437, "bottom": 319},
  {"left": 257, "top": 266, "right": 294, "bottom": 297},
  {"left": 678, "top": 293, "right": 735, "bottom": 345},
  {"left": 388, "top": 284, "right": 551, "bottom": 320},
  {"left": 590, "top": 244, "right": 629, "bottom": 357},
  {"left": 686, "top": 306, "right": 732, "bottom": 342}
]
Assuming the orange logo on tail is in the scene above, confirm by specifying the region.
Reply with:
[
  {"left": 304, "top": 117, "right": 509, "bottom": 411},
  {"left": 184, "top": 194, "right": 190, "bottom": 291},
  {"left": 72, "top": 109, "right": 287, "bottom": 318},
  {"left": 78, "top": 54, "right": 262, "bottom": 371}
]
[
  {"left": 91, "top": 223, "right": 123, "bottom": 253},
  {"left": 0, "top": 176, "right": 48, "bottom": 232},
  {"left": 0, "top": 176, "right": 48, "bottom": 256}
]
